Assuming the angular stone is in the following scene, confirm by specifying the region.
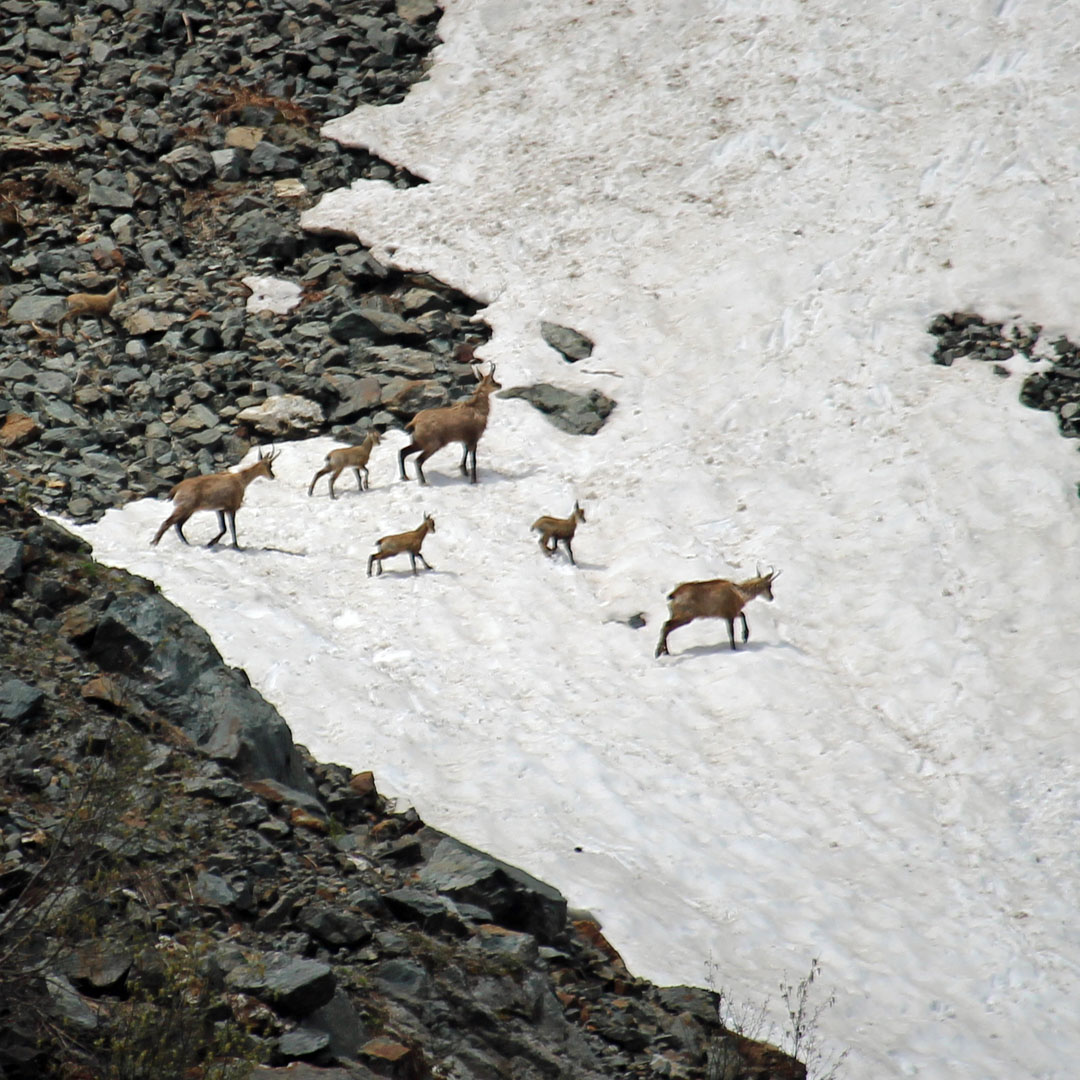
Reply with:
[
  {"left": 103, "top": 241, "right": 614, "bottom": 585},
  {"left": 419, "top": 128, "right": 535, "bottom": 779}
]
[
  {"left": 0, "top": 679, "right": 43, "bottom": 722},
  {"left": 236, "top": 394, "right": 323, "bottom": 436},
  {"left": 7, "top": 294, "right": 67, "bottom": 325},
  {"left": 88, "top": 181, "right": 134, "bottom": 209},
  {"left": 296, "top": 903, "right": 371, "bottom": 947},
  {"left": 499, "top": 383, "right": 616, "bottom": 435},
  {"left": 0, "top": 413, "right": 41, "bottom": 449},
  {"left": 541, "top": 321, "right": 593, "bottom": 362},
  {"left": 417, "top": 836, "right": 567, "bottom": 943},
  {"left": 0, "top": 536, "right": 24, "bottom": 580},
  {"left": 225, "top": 952, "right": 335, "bottom": 1015},
  {"left": 160, "top": 144, "right": 215, "bottom": 184},
  {"left": 278, "top": 1027, "right": 330, "bottom": 1059}
]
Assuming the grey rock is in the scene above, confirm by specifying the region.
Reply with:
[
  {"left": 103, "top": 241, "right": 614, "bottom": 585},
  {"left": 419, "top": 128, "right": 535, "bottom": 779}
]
[
  {"left": 499, "top": 383, "right": 616, "bottom": 436},
  {"left": 44, "top": 973, "right": 97, "bottom": 1030},
  {"left": 277, "top": 1027, "right": 330, "bottom": 1059},
  {"left": 0, "top": 536, "right": 24, "bottom": 580},
  {"left": 325, "top": 374, "right": 381, "bottom": 423},
  {"left": 160, "top": 144, "right": 215, "bottom": 184},
  {"left": 366, "top": 345, "right": 437, "bottom": 377},
  {"left": 225, "top": 951, "right": 335, "bottom": 1015},
  {"left": 7, "top": 294, "right": 67, "bottom": 325},
  {"left": 541, "top": 321, "right": 593, "bottom": 362},
  {"left": 417, "top": 836, "right": 567, "bottom": 944},
  {"left": 296, "top": 903, "right": 371, "bottom": 947},
  {"left": 0, "top": 679, "right": 43, "bottom": 722},
  {"left": 195, "top": 871, "right": 239, "bottom": 907},
  {"left": 88, "top": 181, "right": 134, "bottom": 209},
  {"left": 305, "top": 989, "right": 368, "bottom": 1060},
  {"left": 86, "top": 589, "right": 312, "bottom": 790},
  {"left": 373, "top": 957, "right": 431, "bottom": 1003}
]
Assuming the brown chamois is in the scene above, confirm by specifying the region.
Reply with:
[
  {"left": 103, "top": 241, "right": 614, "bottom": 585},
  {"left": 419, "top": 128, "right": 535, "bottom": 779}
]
[
  {"left": 59, "top": 281, "right": 123, "bottom": 336},
  {"left": 308, "top": 430, "right": 382, "bottom": 499},
  {"left": 367, "top": 514, "right": 436, "bottom": 577},
  {"left": 151, "top": 446, "right": 279, "bottom": 549},
  {"left": 655, "top": 568, "right": 780, "bottom": 657},
  {"left": 531, "top": 501, "right": 586, "bottom": 565},
  {"left": 399, "top": 365, "right": 502, "bottom": 485}
]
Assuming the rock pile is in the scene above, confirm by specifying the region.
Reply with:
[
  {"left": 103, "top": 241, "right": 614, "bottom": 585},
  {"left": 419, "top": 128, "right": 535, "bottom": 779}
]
[
  {"left": 929, "top": 311, "right": 1080, "bottom": 445},
  {"left": 0, "top": 499, "right": 804, "bottom": 1080}
]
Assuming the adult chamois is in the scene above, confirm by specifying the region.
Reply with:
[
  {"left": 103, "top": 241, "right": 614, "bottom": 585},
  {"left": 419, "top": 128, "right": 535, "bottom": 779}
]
[
  {"left": 151, "top": 446, "right": 279, "bottom": 548},
  {"left": 399, "top": 365, "right": 501, "bottom": 485},
  {"left": 308, "top": 430, "right": 381, "bottom": 499},
  {"left": 367, "top": 514, "right": 436, "bottom": 576},
  {"left": 531, "top": 501, "right": 586, "bottom": 565},
  {"left": 655, "top": 568, "right": 779, "bottom": 657},
  {"left": 59, "top": 281, "right": 124, "bottom": 337}
]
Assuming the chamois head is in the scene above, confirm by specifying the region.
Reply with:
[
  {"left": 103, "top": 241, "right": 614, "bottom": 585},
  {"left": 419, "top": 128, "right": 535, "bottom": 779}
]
[
  {"left": 254, "top": 444, "right": 280, "bottom": 479},
  {"left": 753, "top": 566, "right": 780, "bottom": 601},
  {"left": 472, "top": 363, "right": 502, "bottom": 395}
]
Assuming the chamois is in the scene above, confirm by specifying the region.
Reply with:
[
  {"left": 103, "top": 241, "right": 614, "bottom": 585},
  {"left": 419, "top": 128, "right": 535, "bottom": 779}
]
[
  {"left": 151, "top": 446, "right": 279, "bottom": 548},
  {"left": 367, "top": 514, "right": 436, "bottom": 576},
  {"left": 531, "top": 501, "right": 586, "bottom": 565},
  {"left": 308, "top": 430, "right": 382, "bottom": 499},
  {"left": 655, "top": 568, "right": 779, "bottom": 657},
  {"left": 399, "top": 365, "right": 502, "bottom": 485},
  {"left": 59, "top": 282, "right": 123, "bottom": 336}
]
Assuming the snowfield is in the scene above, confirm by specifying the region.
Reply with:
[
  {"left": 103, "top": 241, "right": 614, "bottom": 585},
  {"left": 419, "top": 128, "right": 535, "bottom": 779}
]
[{"left": 75, "top": 1, "right": 1080, "bottom": 1076}]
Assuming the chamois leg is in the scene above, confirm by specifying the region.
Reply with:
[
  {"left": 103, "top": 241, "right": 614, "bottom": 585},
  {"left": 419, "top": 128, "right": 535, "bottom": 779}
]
[
  {"left": 726, "top": 618, "right": 738, "bottom": 650},
  {"left": 308, "top": 465, "right": 331, "bottom": 497},
  {"left": 561, "top": 539, "right": 576, "bottom": 565},
  {"left": 412, "top": 450, "right": 434, "bottom": 486},
  {"left": 352, "top": 467, "right": 365, "bottom": 492},
  {"left": 227, "top": 511, "right": 240, "bottom": 549},
  {"left": 538, "top": 536, "right": 555, "bottom": 556},
  {"left": 399, "top": 443, "right": 420, "bottom": 481},
  {"left": 459, "top": 443, "right": 470, "bottom": 477},
  {"left": 152, "top": 508, "right": 190, "bottom": 546},
  {"left": 466, "top": 443, "right": 478, "bottom": 483},
  {"left": 739, "top": 612, "right": 750, "bottom": 644},
  {"left": 207, "top": 511, "right": 228, "bottom": 547},
  {"left": 367, "top": 553, "right": 378, "bottom": 576},
  {"left": 655, "top": 616, "right": 692, "bottom": 658}
]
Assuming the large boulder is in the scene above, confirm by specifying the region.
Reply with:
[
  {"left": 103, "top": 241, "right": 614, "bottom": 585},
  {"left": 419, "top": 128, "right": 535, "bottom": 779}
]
[{"left": 84, "top": 585, "right": 312, "bottom": 792}]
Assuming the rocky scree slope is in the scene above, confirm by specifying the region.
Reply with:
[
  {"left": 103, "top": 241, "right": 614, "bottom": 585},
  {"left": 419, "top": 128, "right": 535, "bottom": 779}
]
[{"left": 0, "top": 0, "right": 614, "bottom": 524}]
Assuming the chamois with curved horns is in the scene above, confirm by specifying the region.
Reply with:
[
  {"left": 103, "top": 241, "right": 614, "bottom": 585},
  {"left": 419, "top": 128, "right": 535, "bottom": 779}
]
[
  {"left": 151, "top": 446, "right": 279, "bottom": 548},
  {"left": 531, "top": 501, "right": 586, "bottom": 565},
  {"left": 655, "top": 568, "right": 780, "bottom": 657},
  {"left": 308, "top": 430, "right": 381, "bottom": 499},
  {"left": 367, "top": 514, "right": 436, "bottom": 577},
  {"left": 399, "top": 364, "right": 502, "bottom": 485}
]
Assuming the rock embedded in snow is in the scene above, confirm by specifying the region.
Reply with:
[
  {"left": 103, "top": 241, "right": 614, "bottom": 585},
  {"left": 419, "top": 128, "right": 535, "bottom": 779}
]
[
  {"left": 236, "top": 394, "right": 324, "bottom": 437},
  {"left": 541, "top": 320, "right": 594, "bottom": 362}
]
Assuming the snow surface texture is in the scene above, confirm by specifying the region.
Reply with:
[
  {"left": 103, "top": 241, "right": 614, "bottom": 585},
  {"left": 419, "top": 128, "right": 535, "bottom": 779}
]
[{"left": 76, "top": 1, "right": 1080, "bottom": 1076}]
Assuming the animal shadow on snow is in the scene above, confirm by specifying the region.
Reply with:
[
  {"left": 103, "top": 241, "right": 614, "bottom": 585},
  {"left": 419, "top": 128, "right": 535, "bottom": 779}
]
[
  {"left": 369, "top": 567, "right": 459, "bottom": 580},
  {"left": 413, "top": 464, "right": 538, "bottom": 487},
  {"left": 667, "top": 639, "right": 773, "bottom": 662},
  {"left": 205, "top": 544, "right": 307, "bottom": 558}
]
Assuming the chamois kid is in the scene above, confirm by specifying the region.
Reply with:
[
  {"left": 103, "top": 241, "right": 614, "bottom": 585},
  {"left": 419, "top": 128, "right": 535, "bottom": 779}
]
[
  {"left": 399, "top": 365, "right": 501, "bottom": 485},
  {"left": 655, "top": 568, "right": 779, "bottom": 657},
  {"left": 531, "top": 501, "right": 586, "bottom": 565},
  {"left": 151, "top": 446, "right": 279, "bottom": 549},
  {"left": 367, "top": 514, "right": 436, "bottom": 577},
  {"left": 308, "top": 430, "right": 381, "bottom": 499}
]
